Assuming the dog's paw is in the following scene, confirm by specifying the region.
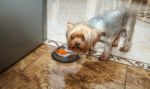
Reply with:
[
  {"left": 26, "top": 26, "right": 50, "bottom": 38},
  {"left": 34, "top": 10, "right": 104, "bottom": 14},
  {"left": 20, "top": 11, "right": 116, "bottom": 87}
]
[
  {"left": 99, "top": 53, "right": 109, "bottom": 61},
  {"left": 119, "top": 46, "right": 129, "bottom": 52}
]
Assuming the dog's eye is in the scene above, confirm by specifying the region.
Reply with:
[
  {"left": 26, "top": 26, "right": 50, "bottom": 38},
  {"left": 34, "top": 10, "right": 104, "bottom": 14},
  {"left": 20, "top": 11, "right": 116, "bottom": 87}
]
[
  {"left": 71, "top": 36, "right": 74, "bottom": 40},
  {"left": 81, "top": 36, "right": 85, "bottom": 41}
]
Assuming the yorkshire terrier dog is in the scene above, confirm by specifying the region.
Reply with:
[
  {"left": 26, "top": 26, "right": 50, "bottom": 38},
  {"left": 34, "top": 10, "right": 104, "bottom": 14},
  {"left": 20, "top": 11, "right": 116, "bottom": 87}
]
[{"left": 66, "top": 9, "right": 136, "bottom": 60}]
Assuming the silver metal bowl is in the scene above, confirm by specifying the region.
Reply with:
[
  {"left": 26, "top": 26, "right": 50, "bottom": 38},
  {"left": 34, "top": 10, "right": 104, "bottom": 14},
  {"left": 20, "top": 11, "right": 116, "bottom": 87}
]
[{"left": 51, "top": 46, "right": 80, "bottom": 63}]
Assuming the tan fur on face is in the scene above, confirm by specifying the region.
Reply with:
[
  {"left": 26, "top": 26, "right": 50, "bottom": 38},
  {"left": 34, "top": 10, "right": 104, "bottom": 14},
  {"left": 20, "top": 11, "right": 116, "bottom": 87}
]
[
  {"left": 68, "top": 33, "right": 87, "bottom": 53},
  {"left": 66, "top": 23, "right": 100, "bottom": 53}
]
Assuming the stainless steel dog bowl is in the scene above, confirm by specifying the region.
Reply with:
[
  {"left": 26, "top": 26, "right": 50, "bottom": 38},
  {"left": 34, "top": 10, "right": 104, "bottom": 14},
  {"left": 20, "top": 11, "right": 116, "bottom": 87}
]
[{"left": 51, "top": 46, "right": 80, "bottom": 63}]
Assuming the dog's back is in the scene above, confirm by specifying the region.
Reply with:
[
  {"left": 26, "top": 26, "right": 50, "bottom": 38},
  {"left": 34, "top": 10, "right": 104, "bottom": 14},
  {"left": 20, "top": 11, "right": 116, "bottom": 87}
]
[{"left": 87, "top": 9, "right": 134, "bottom": 37}]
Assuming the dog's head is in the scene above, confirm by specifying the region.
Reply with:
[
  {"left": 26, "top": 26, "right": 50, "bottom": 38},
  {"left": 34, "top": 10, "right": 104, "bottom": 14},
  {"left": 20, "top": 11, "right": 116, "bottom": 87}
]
[{"left": 66, "top": 22, "right": 104, "bottom": 53}]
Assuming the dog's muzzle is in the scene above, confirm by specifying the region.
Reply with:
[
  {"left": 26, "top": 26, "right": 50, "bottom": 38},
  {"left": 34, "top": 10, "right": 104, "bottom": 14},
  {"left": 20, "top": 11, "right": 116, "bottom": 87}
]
[{"left": 75, "top": 42, "right": 80, "bottom": 48}]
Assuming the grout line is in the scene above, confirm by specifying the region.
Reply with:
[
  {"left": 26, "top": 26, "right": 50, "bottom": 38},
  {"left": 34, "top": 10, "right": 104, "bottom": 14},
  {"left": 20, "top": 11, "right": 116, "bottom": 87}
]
[{"left": 124, "top": 66, "right": 128, "bottom": 89}]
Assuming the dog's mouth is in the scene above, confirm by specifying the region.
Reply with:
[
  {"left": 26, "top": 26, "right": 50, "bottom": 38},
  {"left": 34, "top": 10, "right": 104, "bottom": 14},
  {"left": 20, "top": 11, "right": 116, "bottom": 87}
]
[{"left": 68, "top": 46, "right": 86, "bottom": 54}]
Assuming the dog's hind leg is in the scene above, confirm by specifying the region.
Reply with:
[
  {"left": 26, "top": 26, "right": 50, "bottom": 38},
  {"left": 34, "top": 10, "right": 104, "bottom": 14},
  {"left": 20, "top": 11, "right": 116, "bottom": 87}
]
[
  {"left": 112, "top": 35, "right": 120, "bottom": 47},
  {"left": 119, "top": 12, "right": 136, "bottom": 52}
]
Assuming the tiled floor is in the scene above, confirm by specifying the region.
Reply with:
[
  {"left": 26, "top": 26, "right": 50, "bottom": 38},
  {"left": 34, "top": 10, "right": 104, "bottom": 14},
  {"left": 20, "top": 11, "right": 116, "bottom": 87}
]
[
  {"left": 47, "top": 0, "right": 150, "bottom": 64},
  {"left": 0, "top": 44, "right": 149, "bottom": 89}
]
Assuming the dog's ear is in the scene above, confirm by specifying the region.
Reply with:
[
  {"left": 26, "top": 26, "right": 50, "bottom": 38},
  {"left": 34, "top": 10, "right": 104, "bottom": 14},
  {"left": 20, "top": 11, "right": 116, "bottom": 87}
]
[{"left": 67, "top": 22, "right": 74, "bottom": 30}]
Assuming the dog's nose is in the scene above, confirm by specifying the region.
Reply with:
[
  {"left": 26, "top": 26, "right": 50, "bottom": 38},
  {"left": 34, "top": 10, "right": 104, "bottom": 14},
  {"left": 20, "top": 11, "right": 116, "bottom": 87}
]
[{"left": 75, "top": 42, "right": 80, "bottom": 47}]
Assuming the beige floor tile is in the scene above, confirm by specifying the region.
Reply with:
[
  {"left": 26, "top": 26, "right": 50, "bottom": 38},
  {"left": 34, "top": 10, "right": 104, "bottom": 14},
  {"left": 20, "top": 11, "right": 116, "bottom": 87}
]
[
  {"left": 125, "top": 66, "right": 150, "bottom": 89},
  {"left": 64, "top": 61, "right": 127, "bottom": 89},
  {"left": 1, "top": 44, "right": 150, "bottom": 89},
  {"left": 0, "top": 44, "right": 49, "bottom": 88},
  {"left": 1, "top": 45, "right": 52, "bottom": 89}
]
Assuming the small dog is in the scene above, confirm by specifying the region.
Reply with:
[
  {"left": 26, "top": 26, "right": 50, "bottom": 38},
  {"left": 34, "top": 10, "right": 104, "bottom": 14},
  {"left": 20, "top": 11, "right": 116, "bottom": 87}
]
[{"left": 66, "top": 9, "right": 136, "bottom": 60}]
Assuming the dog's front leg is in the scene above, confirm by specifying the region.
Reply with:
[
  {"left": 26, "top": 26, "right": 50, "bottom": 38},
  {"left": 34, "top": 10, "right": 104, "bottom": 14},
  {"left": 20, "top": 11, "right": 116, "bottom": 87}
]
[
  {"left": 99, "top": 38, "right": 113, "bottom": 61},
  {"left": 86, "top": 47, "right": 95, "bottom": 58},
  {"left": 86, "top": 48, "right": 92, "bottom": 58}
]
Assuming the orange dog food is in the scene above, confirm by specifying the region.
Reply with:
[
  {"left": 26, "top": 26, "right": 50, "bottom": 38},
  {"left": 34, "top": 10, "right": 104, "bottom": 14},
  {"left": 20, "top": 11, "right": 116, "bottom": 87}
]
[{"left": 56, "top": 49, "right": 68, "bottom": 55}]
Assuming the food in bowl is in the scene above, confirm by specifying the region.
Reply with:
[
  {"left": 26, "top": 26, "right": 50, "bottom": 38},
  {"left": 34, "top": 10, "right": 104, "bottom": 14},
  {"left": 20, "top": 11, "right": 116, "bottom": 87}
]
[
  {"left": 56, "top": 49, "right": 68, "bottom": 55},
  {"left": 51, "top": 46, "right": 80, "bottom": 63}
]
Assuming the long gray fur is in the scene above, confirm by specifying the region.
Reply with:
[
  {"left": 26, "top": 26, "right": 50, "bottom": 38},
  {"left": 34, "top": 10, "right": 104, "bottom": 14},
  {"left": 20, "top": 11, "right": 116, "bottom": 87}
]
[{"left": 87, "top": 9, "right": 136, "bottom": 60}]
